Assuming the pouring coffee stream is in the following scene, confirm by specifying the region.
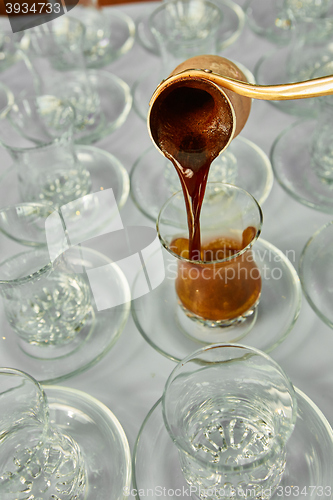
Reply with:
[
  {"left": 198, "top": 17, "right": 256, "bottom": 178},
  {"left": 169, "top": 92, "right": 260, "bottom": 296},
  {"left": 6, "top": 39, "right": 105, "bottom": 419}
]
[{"left": 148, "top": 55, "right": 333, "bottom": 261}]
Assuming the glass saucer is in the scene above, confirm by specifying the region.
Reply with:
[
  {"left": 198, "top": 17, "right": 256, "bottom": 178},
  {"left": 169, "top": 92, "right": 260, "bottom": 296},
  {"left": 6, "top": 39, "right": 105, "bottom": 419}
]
[
  {"left": 45, "top": 385, "right": 131, "bottom": 500},
  {"left": 131, "top": 239, "right": 301, "bottom": 362},
  {"left": 133, "top": 388, "right": 333, "bottom": 499},
  {"left": 130, "top": 137, "right": 273, "bottom": 222},
  {"left": 0, "top": 144, "right": 129, "bottom": 214},
  {"left": 135, "top": 0, "right": 244, "bottom": 56},
  {"left": 254, "top": 47, "right": 320, "bottom": 118},
  {"left": 271, "top": 119, "right": 333, "bottom": 213},
  {"left": 70, "top": 6, "right": 135, "bottom": 68},
  {"left": 0, "top": 247, "right": 130, "bottom": 384},
  {"left": 73, "top": 70, "right": 132, "bottom": 145},
  {"left": 299, "top": 221, "right": 333, "bottom": 329},
  {"left": 132, "top": 61, "right": 254, "bottom": 122}
]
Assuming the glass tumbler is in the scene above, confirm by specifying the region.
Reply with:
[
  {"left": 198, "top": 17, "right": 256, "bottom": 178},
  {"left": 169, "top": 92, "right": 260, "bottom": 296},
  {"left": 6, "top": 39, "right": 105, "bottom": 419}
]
[
  {"left": 0, "top": 367, "right": 86, "bottom": 499},
  {"left": 149, "top": 0, "right": 223, "bottom": 70},
  {"left": 0, "top": 94, "right": 91, "bottom": 207},
  {"left": 286, "top": 17, "right": 333, "bottom": 84},
  {"left": 0, "top": 203, "right": 92, "bottom": 347},
  {"left": 157, "top": 183, "right": 263, "bottom": 328},
  {"left": 162, "top": 344, "right": 297, "bottom": 500},
  {"left": 21, "top": 16, "right": 102, "bottom": 142}
]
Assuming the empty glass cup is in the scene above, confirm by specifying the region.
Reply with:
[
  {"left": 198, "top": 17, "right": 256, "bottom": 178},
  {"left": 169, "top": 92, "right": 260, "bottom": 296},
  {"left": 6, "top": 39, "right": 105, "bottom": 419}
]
[
  {"left": 286, "top": 17, "right": 333, "bottom": 84},
  {"left": 0, "top": 367, "right": 86, "bottom": 499},
  {"left": 245, "top": 0, "right": 331, "bottom": 44},
  {"left": 20, "top": 16, "right": 103, "bottom": 143},
  {"left": 162, "top": 344, "right": 297, "bottom": 500},
  {"left": 157, "top": 183, "right": 263, "bottom": 330},
  {"left": 150, "top": 0, "right": 222, "bottom": 68},
  {"left": 0, "top": 95, "right": 91, "bottom": 207},
  {"left": 0, "top": 203, "right": 92, "bottom": 347}
]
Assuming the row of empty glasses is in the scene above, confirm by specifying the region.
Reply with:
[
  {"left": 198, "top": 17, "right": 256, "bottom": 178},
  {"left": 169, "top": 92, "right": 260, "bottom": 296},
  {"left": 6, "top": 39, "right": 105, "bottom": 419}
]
[
  {"left": 0, "top": 11, "right": 136, "bottom": 498},
  {"left": 0, "top": 12, "right": 133, "bottom": 374},
  {"left": 243, "top": 1, "right": 333, "bottom": 333},
  {"left": 3, "top": 341, "right": 333, "bottom": 500},
  {"left": 244, "top": 0, "right": 333, "bottom": 212},
  {"left": 0, "top": 0, "right": 332, "bottom": 498}
]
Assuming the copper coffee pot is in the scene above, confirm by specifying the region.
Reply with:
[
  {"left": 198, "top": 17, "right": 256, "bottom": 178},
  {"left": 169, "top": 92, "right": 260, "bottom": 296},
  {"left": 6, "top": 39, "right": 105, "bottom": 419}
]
[{"left": 148, "top": 55, "right": 333, "bottom": 158}]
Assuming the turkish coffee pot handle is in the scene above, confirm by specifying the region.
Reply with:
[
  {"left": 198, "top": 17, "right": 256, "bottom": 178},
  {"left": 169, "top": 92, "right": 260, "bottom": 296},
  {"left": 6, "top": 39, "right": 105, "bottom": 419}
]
[{"left": 151, "top": 69, "right": 333, "bottom": 103}]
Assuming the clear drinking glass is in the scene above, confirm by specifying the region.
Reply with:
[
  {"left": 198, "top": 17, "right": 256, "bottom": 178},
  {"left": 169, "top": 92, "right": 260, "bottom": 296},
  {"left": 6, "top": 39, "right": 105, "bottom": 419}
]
[
  {"left": 156, "top": 183, "right": 263, "bottom": 330},
  {"left": 0, "top": 203, "right": 92, "bottom": 347},
  {"left": 245, "top": 0, "right": 331, "bottom": 44},
  {"left": 286, "top": 17, "right": 333, "bottom": 83},
  {"left": 0, "top": 367, "right": 86, "bottom": 499},
  {"left": 149, "top": 0, "right": 222, "bottom": 68},
  {"left": 20, "top": 16, "right": 103, "bottom": 143},
  {"left": 0, "top": 94, "right": 91, "bottom": 207},
  {"left": 162, "top": 344, "right": 297, "bottom": 500}
]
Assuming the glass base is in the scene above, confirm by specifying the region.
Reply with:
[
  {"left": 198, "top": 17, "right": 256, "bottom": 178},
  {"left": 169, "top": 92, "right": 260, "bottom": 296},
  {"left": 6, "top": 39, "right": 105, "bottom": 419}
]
[
  {"left": 132, "top": 61, "right": 254, "bottom": 123},
  {"left": 0, "top": 248, "right": 130, "bottom": 384},
  {"left": 18, "top": 308, "right": 96, "bottom": 359},
  {"left": 70, "top": 6, "right": 135, "bottom": 68},
  {"left": 73, "top": 70, "right": 132, "bottom": 145},
  {"left": 131, "top": 239, "right": 301, "bottom": 362},
  {"left": 0, "top": 145, "right": 129, "bottom": 238},
  {"left": 176, "top": 303, "right": 258, "bottom": 344},
  {"left": 255, "top": 47, "right": 320, "bottom": 118},
  {"left": 45, "top": 386, "right": 131, "bottom": 500},
  {"left": 130, "top": 137, "right": 273, "bottom": 222},
  {"left": 133, "top": 389, "right": 333, "bottom": 500},
  {"left": 271, "top": 119, "right": 333, "bottom": 213},
  {"left": 135, "top": 0, "right": 244, "bottom": 56}
]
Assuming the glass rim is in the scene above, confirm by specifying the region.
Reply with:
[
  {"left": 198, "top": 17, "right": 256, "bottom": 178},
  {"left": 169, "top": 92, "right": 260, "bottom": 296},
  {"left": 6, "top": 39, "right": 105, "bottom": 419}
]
[
  {"left": 0, "top": 95, "right": 76, "bottom": 153},
  {"left": 0, "top": 366, "right": 47, "bottom": 401},
  {"left": 156, "top": 182, "right": 263, "bottom": 264},
  {"left": 162, "top": 342, "right": 298, "bottom": 472},
  {"left": 0, "top": 200, "right": 58, "bottom": 243},
  {"left": 0, "top": 249, "right": 52, "bottom": 285},
  {"left": 0, "top": 368, "right": 48, "bottom": 490},
  {"left": 26, "top": 13, "right": 86, "bottom": 35},
  {"left": 0, "top": 202, "right": 64, "bottom": 284}
]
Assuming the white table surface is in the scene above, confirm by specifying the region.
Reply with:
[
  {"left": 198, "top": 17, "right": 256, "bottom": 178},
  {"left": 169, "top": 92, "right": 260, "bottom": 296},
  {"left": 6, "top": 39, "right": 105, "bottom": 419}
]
[{"left": 1, "top": 0, "right": 333, "bottom": 492}]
